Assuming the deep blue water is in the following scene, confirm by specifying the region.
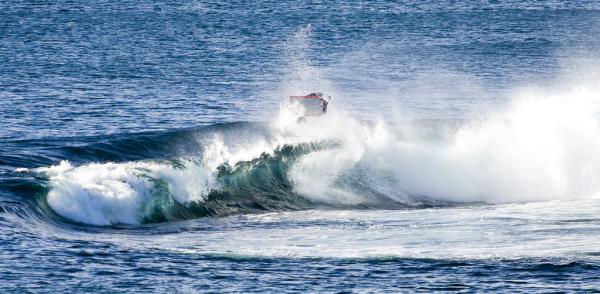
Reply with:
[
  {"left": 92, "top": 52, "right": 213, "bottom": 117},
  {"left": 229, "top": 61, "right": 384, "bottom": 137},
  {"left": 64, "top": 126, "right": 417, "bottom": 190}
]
[{"left": 3, "top": 0, "right": 600, "bottom": 292}]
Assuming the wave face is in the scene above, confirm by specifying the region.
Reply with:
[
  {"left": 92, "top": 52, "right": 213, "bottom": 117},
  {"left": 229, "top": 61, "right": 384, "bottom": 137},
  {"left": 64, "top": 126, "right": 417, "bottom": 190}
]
[
  {"left": 36, "top": 142, "right": 327, "bottom": 225},
  {"left": 31, "top": 118, "right": 433, "bottom": 226},
  {"left": 23, "top": 84, "right": 600, "bottom": 226}
]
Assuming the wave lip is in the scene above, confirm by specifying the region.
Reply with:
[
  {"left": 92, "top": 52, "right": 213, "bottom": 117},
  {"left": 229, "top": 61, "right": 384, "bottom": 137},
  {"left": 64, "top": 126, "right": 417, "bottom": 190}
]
[
  {"left": 34, "top": 85, "right": 600, "bottom": 226},
  {"left": 35, "top": 136, "right": 431, "bottom": 226},
  {"left": 35, "top": 141, "right": 327, "bottom": 226}
]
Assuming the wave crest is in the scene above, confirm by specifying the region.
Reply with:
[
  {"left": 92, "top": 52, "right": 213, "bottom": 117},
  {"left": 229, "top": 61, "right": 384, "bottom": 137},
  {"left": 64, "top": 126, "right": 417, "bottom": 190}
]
[{"left": 33, "top": 85, "right": 600, "bottom": 225}]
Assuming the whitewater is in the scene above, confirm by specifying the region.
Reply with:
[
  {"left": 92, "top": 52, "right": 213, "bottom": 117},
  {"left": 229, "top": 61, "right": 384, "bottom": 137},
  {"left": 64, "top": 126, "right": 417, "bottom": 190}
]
[
  {"left": 24, "top": 60, "right": 600, "bottom": 262},
  {"left": 35, "top": 30, "right": 600, "bottom": 227}
]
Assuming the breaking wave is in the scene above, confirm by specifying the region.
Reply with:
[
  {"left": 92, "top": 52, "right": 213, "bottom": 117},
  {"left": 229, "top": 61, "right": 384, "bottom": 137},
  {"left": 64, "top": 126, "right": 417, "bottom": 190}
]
[{"left": 21, "top": 83, "right": 600, "bottom": 226}]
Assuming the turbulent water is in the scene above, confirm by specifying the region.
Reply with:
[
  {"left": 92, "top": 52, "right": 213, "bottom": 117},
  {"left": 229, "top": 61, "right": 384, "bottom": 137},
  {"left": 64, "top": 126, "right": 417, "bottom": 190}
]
[{"left": 3, "top": 1, "right": 600, "bottom": 292}]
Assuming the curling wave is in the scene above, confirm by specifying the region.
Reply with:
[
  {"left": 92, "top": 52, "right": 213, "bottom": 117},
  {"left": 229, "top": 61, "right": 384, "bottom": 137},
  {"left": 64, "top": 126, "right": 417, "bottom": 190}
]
[{"left": 25, "top": 85, "right": 600, "bottom": 225}]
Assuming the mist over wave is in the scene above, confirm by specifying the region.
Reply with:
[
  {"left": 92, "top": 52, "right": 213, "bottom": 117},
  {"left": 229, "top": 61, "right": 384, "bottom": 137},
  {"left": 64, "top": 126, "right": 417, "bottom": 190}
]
[
  {"left": 32, "top": 82, "right": 600, "bottom": 225},
  {"left": 29, "top": 27, "right": 600, "bottom": 226}
]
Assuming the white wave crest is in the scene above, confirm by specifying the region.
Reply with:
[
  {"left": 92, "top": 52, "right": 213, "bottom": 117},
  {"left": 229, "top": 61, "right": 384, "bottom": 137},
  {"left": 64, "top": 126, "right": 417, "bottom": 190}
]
[{"left": 39, "top": 160, "right": 216, "bottom": 225}]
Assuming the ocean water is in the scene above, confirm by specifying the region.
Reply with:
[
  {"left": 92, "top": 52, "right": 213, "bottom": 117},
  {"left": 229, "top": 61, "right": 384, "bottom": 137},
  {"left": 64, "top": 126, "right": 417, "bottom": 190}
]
[{"left": 3, "top": 0, "right": 600, "bottom": 292}]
